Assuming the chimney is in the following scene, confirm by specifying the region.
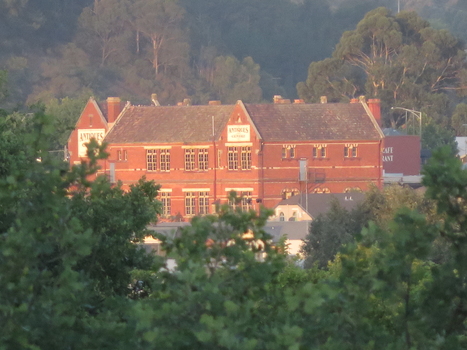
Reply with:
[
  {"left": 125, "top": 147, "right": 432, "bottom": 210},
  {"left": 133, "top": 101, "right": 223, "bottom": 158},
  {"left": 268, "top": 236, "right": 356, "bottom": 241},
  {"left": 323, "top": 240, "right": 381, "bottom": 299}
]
[
  {"left": 367, "top": 99, "right": 381, "bottom": 126},
  {"left": 273, "top": 95, "right": 282, "bottom": 103},
  {"left": 294, "top": 99, "right": 305, "bottom": 104},
  {"left": 107, "top": 97, "right": 121, "bottom": 123},
  {"left": 320, "top": 96, "right": 327, "bottom": 104},
  {"left": 208, "top": 100, "right": 221, "bottom": 105},
  {"left": 350, "top": 98, "right": 359, "bottom": 103},
  {"left": 183, "top": 98, "right": 192, "bottom": 106}
]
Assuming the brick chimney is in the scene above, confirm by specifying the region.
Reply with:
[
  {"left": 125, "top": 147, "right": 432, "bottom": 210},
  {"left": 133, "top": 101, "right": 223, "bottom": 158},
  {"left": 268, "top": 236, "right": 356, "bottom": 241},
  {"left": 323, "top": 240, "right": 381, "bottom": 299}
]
[
  {"left": 107, "top": 97, "right": 121, "bottom": 123},
  {"left": 273, "top": 95, "right": 282, "bottom": 103},
  {"left": 367, "top": 99, "right": 381, "bottom": 126}
]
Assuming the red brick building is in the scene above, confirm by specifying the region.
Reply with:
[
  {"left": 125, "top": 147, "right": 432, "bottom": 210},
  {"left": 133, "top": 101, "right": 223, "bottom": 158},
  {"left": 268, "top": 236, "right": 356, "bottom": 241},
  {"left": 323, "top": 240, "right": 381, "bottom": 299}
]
[{"left": 68, "top": 97, "right": 384, "bottom": 219}]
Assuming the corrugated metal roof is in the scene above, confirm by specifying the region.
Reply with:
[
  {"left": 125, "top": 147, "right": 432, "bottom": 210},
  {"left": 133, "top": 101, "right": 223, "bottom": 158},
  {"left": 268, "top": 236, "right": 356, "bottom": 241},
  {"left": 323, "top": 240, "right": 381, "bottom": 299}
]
[
  {"left": 244, "top": 103, "right": 381, "bottom": 141},
  {"left": 105, "top": 105, "right": 234, "bottom": 143}
]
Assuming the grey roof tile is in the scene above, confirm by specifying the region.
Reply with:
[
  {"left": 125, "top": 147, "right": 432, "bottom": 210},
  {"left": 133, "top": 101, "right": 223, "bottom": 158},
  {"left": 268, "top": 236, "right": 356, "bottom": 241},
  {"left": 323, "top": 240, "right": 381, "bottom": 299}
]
[
  {"left": 244, "top": 103, "right": 381, "bottom": 141},
  {"left": 105, "top": 105, "right": 234, "bottom": 143}
]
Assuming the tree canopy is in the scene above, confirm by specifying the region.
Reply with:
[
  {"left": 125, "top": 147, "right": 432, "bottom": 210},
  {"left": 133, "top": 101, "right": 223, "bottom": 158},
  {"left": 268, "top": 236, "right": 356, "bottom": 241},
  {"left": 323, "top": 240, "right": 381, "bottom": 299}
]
[{"left": 298, "top": 8, "right": 467, "bottom": 136}]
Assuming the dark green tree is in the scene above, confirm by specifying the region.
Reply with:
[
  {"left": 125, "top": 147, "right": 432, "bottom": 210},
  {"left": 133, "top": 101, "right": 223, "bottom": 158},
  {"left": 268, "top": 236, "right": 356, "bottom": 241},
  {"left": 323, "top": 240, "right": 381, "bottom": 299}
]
[
  {"left": 302, "top": 199, "right": 368, "bottom": 268},
  {"left": 0, "top": 111, "right": 161, "bottom": 348},
  {"left": 298, "top": 7, "right": 467, "bottom": 129}
]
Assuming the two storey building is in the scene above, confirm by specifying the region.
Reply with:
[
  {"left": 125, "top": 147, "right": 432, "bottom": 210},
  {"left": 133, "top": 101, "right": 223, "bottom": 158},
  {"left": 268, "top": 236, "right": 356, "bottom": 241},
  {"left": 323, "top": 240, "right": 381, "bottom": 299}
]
[{"left": 68, "top": 97, "right": 384, "bottom": 219}]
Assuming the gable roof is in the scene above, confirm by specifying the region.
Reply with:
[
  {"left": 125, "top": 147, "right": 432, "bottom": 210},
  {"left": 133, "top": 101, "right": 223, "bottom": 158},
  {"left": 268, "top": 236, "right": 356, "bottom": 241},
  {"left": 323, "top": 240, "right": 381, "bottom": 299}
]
[
  {"left": 104, "top": 104, "right": 234, "bottom": 144},
  {"left": 244, "top": 102, "right": 382, "bottom": 141},
  {"left": 67, "top": 97, "right": 108, "bottom": 144},
  {"left": 276, "top": 193, "right": 365, "bottom": 219}
]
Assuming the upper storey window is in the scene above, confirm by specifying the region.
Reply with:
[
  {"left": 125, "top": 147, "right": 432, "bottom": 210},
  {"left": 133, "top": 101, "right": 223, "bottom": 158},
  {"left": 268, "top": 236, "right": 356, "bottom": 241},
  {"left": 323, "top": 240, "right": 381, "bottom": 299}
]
[
  {"left": 146, "top": 149, "right": 157, "bottom": 171},
  {"left": 313, "top": 145, "right": 327, "bottom": 158},
  {"left": 185, "top": 149, "right": 196, "bottom": 171},
  {"left": 344, "top": 145, "right": 358, "bottom": 158},
  {"left": 160, "top": 149, "right": 170, "bottom": 171},
  {"left": 198, "top": 149, "right": 209, "bottom": 171}
]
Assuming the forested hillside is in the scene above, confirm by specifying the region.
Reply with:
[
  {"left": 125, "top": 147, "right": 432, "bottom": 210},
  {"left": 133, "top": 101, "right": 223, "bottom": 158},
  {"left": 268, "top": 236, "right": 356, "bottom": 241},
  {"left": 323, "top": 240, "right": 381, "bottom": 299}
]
[
  {"left": 0, "top": 0, "right": 465, "bottom": 107},
  {"left": 1, "top": 0, "right": 467, "bottom": 150}
]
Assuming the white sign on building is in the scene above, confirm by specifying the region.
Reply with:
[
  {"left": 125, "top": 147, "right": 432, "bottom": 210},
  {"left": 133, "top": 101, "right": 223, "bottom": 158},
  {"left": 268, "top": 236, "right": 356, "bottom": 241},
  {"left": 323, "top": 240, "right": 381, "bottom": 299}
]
[
  {"left": 227, "top": 125, "right": 250, "bottom": 142},
  {"left": 78, "top": 129, "right": 105, "bottom": 157}
]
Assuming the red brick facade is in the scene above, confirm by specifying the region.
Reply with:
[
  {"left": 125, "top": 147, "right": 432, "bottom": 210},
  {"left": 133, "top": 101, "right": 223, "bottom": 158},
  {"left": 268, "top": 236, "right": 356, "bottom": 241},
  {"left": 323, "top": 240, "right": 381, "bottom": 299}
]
[{"left": 68, "top": 98, "right": 384, "bottom": 220}]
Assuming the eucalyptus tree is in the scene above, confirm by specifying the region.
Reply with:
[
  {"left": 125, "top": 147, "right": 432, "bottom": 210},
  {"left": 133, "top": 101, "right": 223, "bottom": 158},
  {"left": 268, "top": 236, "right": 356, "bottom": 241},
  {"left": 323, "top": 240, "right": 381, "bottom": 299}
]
[{"left": 297, "top": 7, "right": 467, "bottom": 128}]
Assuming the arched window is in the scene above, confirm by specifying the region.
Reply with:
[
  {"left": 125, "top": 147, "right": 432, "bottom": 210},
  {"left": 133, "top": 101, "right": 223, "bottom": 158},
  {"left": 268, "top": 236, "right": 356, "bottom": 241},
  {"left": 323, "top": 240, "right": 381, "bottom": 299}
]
[{"left": 279, "top": 212, "right": 285, "bottom": 221}]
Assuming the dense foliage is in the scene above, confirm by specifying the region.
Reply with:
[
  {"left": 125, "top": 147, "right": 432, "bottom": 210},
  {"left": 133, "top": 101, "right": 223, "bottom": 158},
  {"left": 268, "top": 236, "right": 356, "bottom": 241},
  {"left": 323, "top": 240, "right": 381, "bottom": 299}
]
[
  {"left": 1, "top": 0, "right": 466, "bottom": 107},
  {"left": 297, "top": 7, "right": 467, "bottom": 151},
  {"left": 2, "top": 110, "right": 467, "bottom": 348}
]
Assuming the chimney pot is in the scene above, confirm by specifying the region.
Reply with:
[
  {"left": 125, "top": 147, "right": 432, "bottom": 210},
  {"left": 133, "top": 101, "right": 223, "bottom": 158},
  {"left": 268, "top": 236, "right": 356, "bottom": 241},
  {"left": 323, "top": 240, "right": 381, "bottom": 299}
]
[{"left": 320, "top": 96, "right": 327, "bottom": 104}]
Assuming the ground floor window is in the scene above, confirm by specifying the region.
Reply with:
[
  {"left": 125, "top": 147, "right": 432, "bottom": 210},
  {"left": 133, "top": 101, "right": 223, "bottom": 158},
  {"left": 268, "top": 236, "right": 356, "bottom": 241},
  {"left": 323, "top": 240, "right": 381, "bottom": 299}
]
[
  {"left": 241, "top": 191, "right": 253, "bottom": 211},
  {"left": 185, "top": 192, "right": 196, "bottom": 216},
  {"left": 198, "top": 191, "right": 209, "bottom": 214},
  {"left": 161, "top": 192, "right": 171, "bottom": 216}
]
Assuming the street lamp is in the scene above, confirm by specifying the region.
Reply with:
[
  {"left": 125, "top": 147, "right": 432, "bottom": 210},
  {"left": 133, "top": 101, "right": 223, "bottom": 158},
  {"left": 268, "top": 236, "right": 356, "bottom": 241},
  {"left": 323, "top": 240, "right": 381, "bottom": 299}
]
[{"left": 391, "top": 107, "right": 423, "bottom": 140}]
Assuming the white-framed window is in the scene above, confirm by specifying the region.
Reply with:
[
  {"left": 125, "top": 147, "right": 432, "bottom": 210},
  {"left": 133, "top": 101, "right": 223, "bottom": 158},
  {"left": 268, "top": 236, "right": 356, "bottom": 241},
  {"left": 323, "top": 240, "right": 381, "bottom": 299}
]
[
  {"left": 161, "top": 192, "right": 171, "bottom": 216},
  {"left": 185, "top": 192, "right": 196, "bottom": 216},
  {"left": 281, "top": 188, "right": 299, "bottom": 199},
  {"left": 198, "top": 149, "right": 209, "bottom": 171},
  {"left": 228, "top": 147, "right": 238, "bottom": 170},
  {"left": 313, "top": 146, "right": 327, "bottom": 158},
  {"left": 290, "top": 147, "right": 295, "bottom": 158},
  {"left": 185, "top": 149, "right": 196, "bottom": 171},
  {"left": 198, "top": 191, "right": 209, "bottom": 214},
  {"left": 344, "top": 145, "right": 358, "bottom": 158},
  {"left": 160, "top": 149, "right": 170, "bottom": 171},
  {"left": 241, "top": 147, "right": 251, "bottom": 170},
  {"left": 279, "top": 212, "right": 285, "bottom": 221},
  {"left": 117, "top": 150, "right": 127, "bottom": 161},
  {"left": 146, "top": 149, "right": 157, "bottom": 171},
  {"left": 241, "top": 191, "right": 252, "bottom": 211}
]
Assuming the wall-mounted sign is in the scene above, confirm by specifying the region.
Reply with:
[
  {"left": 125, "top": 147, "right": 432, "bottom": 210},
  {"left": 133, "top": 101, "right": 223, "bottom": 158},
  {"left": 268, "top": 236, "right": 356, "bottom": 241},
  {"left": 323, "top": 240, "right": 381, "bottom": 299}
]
[
  {"left": 227, "top": 125, "right": 250, "bottom": 142},
  {"left": 78, "top": 129, "right": 105, "bottom": 157},
  {"left": 382, "top": 146, "right": 393, "bottom": 162}
]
